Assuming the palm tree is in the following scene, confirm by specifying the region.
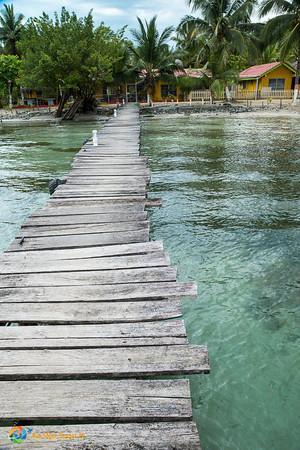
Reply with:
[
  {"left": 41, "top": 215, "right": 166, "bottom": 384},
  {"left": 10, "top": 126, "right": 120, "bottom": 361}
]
[
  {"left": 173, "top": 21, "right": 210, "bottom": 67},
  {"left": 130, "top": 16, "right": 175, "bottom": 104},
  {"left": 0, "top": 4, "right": 24, "bottom": 55},
  {"left": 180, "top": 0, "right": 259, "bottom": 98},
  {"left": 260, "top": 0, "right": 300, "bottom": 103}
]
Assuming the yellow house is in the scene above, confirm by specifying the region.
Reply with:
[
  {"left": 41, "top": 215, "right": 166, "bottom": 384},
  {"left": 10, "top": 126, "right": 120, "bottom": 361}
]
[
  {"left": 239, "top": 62, "right": 296, "bottom": 98},
  {"left": 152, "top": 68, "right": 211, "bottom": 102}
]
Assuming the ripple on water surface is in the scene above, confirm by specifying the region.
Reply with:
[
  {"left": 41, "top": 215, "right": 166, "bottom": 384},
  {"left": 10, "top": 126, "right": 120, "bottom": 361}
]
[
  {"left": 0, "top": 115, "right": 299, "bottom": 450},
  {"left": 0, "top": 120, "right": 101, "bottom": 250},
  {"left": 142, "top": 114, "right": 300, "bottom": 450}
]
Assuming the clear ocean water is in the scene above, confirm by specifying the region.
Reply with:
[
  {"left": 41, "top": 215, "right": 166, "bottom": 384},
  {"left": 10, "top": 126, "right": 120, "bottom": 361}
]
[{"left": 0, "top": 114, "right": 299, "bottom": 450}]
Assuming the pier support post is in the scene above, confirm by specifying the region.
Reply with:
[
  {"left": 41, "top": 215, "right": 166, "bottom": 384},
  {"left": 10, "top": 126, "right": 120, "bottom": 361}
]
[{"left": 92, "top": 130, "right": 98, "bottom": 146}]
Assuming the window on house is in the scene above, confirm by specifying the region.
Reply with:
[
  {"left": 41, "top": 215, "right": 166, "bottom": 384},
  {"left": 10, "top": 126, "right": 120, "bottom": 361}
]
[
  {"left": 242, "top": 81, "right": 247, "bottom": 89},
  {"left": 161, "top": 84, "right": 177, "bottom": 97},
  {"left": 269, "top": 79, "right": 285, "bottom": 90}
]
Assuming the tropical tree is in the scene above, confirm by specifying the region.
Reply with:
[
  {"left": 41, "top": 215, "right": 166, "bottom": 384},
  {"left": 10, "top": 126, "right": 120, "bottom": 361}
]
[
  {"left": 260, "top": 0, "right": 300, "bottom": 103},
  {"left": 180, "top": 0, "right": 260, "bottom": 98},
  {"left": 130, "top": 16, "right": 175, "bottom": 104},
  {"left": 19, "top": 8, "right": 125, "bottom": 117},
  {"left": 0, "top": 4, "right": 24, "bottom": 55},
  {"left": 176, "top": 74, "right": 210, "bottom": 100},
  {"left": 0, "top": 54, "right": 21, "bottom": 106},
  {"left": 173, "top": 21, "right": 209, "bottom": 67}
]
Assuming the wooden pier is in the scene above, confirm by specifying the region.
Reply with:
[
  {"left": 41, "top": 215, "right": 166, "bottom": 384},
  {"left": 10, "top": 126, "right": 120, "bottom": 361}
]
[{"left": 0, "top": 105, "right": 209, "bottom": 449}]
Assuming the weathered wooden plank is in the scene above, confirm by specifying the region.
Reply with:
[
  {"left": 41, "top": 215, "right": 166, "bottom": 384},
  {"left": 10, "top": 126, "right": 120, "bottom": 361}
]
[
  {"left": 65, "top": 180, "right": 148, "bottom": 187},
  {"left": 52, "top": 192, "right": 146, "bottom": 200},
  {"left": 0, "top": 266, "right": 177, "bottom": 287},
  {"left": 53, "top": 188, "right": 146, "bottom": 198},
  {"left": 0, "top": 379, "right": 192, "bottom": 422},
  {"left": 79, "top": 150, "right": 140, "bottom": 156},
  {"left": 82, "top": 144, "right": 140, "bottom": 149},
  {"left": 46, "top": 197, "right": 145, "bottom": 205},
  {"left": 73, "top": 157, "right": 147, "bottom": 164},
  {"left": 0, "top": 422, "right": 201, "bottom": 450},
  {"left": 0, "top": 335, "right": 186, "bottom": 349},
  {"left": 83, "top": 140, "right": 139, "bottom": 144},
  {"left": 76, "top": 151, "right": 141, "bottom": 157},
  {"left": 68, "top": 168, "right": 150, "bottom": 176},
  {"left": 7, "top": 229, "right": 149, "bottom": 251},
  {"left": 2, "top": 241, "right": 163, "bottom": 261},
  {"left": 0, "top": 252, "right": 170, "bottom": 275},
  {"left": 98, "top": 138, "right": 140, "bottom": 142},
  {"left": 0, "top": 345, "right": 209, "bottom": 379},
  {"left": 58, "top": 183, "right": 147, "bottom": 190},
  {"left": 0, "top": 281, "right": 196, "bottom": 303},
  {"left": 88, "top": 132, "right": 139, "bottom": 136},
  {"left": 23, "top": 212, "right": 147, "bottom": 226},
  {"left": 0, "top": 299, "right": 183, "bottom": 323},
  {"left": 72, "top": 159, "right": 146, "bottom": 165},
  {"left": 17, "top": 221, "right": 149, "bottom": 237},
  {"left": 0, "top": 320, "right": 187, "bottom": 349},
  {"left": 77, "top": 153, "right": 141, "bottom": 158},
  {"left": 100, "top": 130, "right": 140, "bottom": 134},
  {"left": 33, "top": 203, "right": 145, "bottom": 216},
  {"left": 0, "top": 105, "right": 205, "bottom": 450},
  {"left": 67, "top": 176, "right": 149, "bottom": 184}
]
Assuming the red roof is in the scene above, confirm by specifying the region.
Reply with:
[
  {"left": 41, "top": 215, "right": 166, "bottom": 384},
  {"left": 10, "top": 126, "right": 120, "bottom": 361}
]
[
  {"left": 239, "top": 62, "right": 281, "bottom": 79},
  {"left": 174, "top": 68, "right": 212, "bottom": 78}
]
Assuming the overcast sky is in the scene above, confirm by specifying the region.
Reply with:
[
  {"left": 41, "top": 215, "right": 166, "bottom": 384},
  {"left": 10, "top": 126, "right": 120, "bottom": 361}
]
[
  {"left": 1, "top": 0, "right": 267, "bottom": 35},
  {"left": 2, "top": 0, "right": 192, "bottom": 32}
]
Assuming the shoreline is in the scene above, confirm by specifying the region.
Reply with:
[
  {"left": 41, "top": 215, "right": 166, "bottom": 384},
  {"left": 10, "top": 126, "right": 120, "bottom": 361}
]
[
  {"left": 141, "top": 109, "right": 300, "bottom": 121},
  {"left": 0, "top": 105, "right": 299, "bottom": 125},
  {"left": 141, "top": 109, "right": 300, "bottom": 120},
  {"left": 0, "top": 112, "right": 108, "bottom": 126},
  {"left": 140, "top": 103, "right": 300, "bottom": 119}
]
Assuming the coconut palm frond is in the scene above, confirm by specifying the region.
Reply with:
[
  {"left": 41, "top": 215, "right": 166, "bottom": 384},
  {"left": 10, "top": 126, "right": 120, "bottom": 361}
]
[
  {"left": 260, "top": 0, "right": 294, "bottom": 17},
  {"left": 0, "top": 3, "right": 24, "bottom": 55},
  {"left": 280, "top": 21, "right": 300, "bottom": 57}
]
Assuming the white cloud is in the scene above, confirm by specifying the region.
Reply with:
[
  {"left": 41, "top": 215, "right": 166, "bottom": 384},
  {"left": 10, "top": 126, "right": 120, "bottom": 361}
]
[
  {"left": 76, "top": 2, "right": 128, "bottom": 17},
  {"left": 12, "top": 0, "right": 191, "bottom": 31}
]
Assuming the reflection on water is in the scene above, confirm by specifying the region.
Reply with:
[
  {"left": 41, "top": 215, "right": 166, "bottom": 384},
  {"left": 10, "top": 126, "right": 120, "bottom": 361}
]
[
  {"left": 142, "top": 114, "right": 300, "bottom": 450},
  {"left": 0, "top": 120, "right": 101, "bottom": 250}
]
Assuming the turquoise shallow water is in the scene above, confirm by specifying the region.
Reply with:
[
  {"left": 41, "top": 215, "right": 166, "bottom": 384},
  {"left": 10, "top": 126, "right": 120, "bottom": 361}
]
[
  {"left": 0, "top": 114, "right": 299, "bottom": 450},
  {"left": 141, "top": 114, "right": 300, "bottom": 450},
  {"left": 0, "top": 120, "right": 101, "bottom": 251}
]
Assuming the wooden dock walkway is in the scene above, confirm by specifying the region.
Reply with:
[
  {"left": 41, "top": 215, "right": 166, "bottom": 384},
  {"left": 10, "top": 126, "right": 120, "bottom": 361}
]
[{"left": 0, "top": 105, "right": 209, "bottom": 449}]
